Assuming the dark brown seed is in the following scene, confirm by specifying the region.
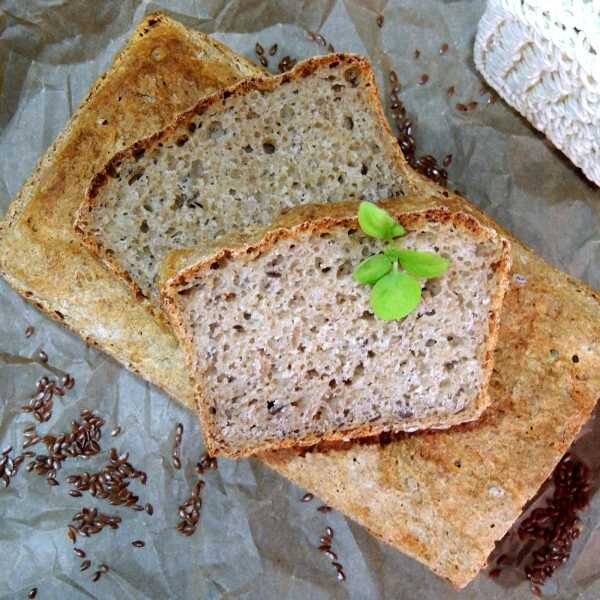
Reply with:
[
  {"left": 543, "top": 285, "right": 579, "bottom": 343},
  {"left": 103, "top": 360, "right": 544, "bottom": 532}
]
[
  {"left": 389, "top": 71, "right": 398, "bottom": 85},
  {"left": 69, "top": 490, "right": 82, "bottom": 497},
  {"left": 99, "top": 564, "right": 109, "bottom": 573},
  {"left": 145, "top": 503, "right": 154, "bottom": 516},
  {"left": 28, "top": 589, "right": 37, "bottom": 599},
  {"left": 110, "top": 427, "right": 121, "bottom": 437},
  {"left": 80, "top": 559, "right": 91, "bottom": 571},
  {"left": 74, "top": 547, "right": 86, "bottom": 558},
  {"left": 467, "top": 101, "right": 478, "bottom": 111},
  {"left": 173, "top": 456, "right": 181, "bottom": 470},
  {"left": 317, "top": 505, "right": 332, "bottom": 513},
  {"left": 414, "top": 49, "right": 420, "bottom": 59},
  {"left": 325, "top": 550, "right": 338, "bottom": 560},
  {"left": 440, "top": 43, "right": 449, "bottom": 54},
  {"left": 132, "top": 540, "right": 145, "bottom": 547},
  {"left": 91, "top": 571, "right": 101, "bottom": 582},
  {"left": 318, "top": 543, "right": 331, "bottom": 552},
  {"left": 337, "top": 570, "right": 346, "bottom": 582},
  {"left": 301, "top": 493, "right": 314, "bottom": 502},
  {"left": 447, "top": 86, "right": 455, "bottom": 98},
  {"left": 332, "top": 562, "right": 344, "bottom": 571},
  {"left": 419, "top": 74, "right": 429, "bottom": 85},
  {"left": 259, "top": 55, "right": 268, "bottom": 68},
  {"left": 25, "top": 325, "right": 34, "bottom": 337},
  {"left": 443, "top": 154, "right": 453, "bottom": 168},
  {"left": 326, "top": 527, "right": 334, "bottom": 538},
  {"left": 376, "top": 14, "right": 384, "bottom": 28},
  {"left": 488, "top": 568, "right": 502, "bottom": 578},
  {"left": 255, "top": 42, "right": 264, "bottom": 56},
  {"left": 456, "top": 103, "right": 467, "bottom": 112},
  {"left": 269, "top": 43, "right": 277, "bottom": 56},
  {"left": 67, "top": 526, "right": 77, "bottom": 543}
]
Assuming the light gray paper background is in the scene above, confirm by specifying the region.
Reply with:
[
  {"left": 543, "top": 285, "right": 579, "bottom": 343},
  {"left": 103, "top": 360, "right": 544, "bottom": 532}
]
[{"left": 1, "top": 0, "right": 599, "bottom": 598}]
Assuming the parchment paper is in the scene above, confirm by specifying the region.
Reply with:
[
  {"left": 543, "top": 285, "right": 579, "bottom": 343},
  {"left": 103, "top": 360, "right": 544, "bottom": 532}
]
[{"left": 1, "top": 0, "right": 600, "bottom": 598}]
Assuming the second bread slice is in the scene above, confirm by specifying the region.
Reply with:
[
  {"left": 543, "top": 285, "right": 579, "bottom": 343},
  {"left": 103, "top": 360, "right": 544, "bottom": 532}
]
[
  {"left": 162, "top": 200, "right": 511, "bottom": 458},
  {"left": 75, "top": 54, "right": 409, "bottom": 309}
]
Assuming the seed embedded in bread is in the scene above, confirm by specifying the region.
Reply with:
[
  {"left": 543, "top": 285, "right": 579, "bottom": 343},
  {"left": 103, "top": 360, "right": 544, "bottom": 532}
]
[
  {"left": 162, "top": 203, "right": 511, "bottom": 458},
  {"left": 75, "top": 54, "right": 409, "bottom": 308}
]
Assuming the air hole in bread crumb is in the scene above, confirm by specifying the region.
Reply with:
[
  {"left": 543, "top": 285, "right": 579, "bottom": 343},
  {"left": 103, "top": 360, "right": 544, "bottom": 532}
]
[
  {"left": 243, "top": 312, "right": 251, "bottom": 320},
  {"left": 208, "top": 121, "right": 224, "bottom": 139},
  {"left": 425, "top": 339, "right": 437, "bottom": 347},
  {"left": 343, "top": 66, "right": 360, "bottom": 87},
  {"left": 243, "top": 144, "right": 253, "bottom": 153},
  {"left": 140, "top": 220, "right": 149, "bottom": 233},
  {"left": 572, "top": 354, "right": 579, "bottom": 363},
  {"left": 343, "top": 115, "right": 354, "bottom": 130},
  {"left": 306, "top": 369, "right": 318, "bottom": 378},
  {"left": 329, "top": 379, "right": 337, "bottom": 389},
  {"left": 263, "top": 141, "right": 276, "bottom": 154},
  {"left": 361, "top": 163, "right": 369, "bottom": 175}
]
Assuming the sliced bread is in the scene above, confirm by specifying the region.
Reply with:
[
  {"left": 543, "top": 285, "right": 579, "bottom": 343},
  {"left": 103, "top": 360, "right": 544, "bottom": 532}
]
[
  {"left": 161, "top": 201, "right": 512, "bottom": 458},
  {"left": 74, "top": 54, "right": 409, "bottom": 308}
]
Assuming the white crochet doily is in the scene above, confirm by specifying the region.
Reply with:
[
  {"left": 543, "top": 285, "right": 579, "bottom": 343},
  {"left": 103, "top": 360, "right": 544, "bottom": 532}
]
[{"left": 474, "top": 0, "right": 600, "bottom": 186}]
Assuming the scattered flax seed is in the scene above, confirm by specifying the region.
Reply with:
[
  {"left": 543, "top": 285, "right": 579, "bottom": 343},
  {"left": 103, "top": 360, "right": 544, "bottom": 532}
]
[
  {"left": 440, "top": 42, "right": 449, "bottom": 54},
  {"left": 255, "top": 42, "right": 264, "bottom": 56},
  {"left": 443, "top": 154, "right": 453, "bottom": 168},
  {"left": 301, "top": 492, "right": 314, "bottom": 502},
  {"left": 414, "top": 49, "right": 420, "bottom": 59},
  {"left": 91, "top": 571, "right": 101, "bottom": 582},
  {"left": 38, "top": 350, "right": 48, "bottom": 363},
  {"left": 259, "top": 55, "right": 268, "bottom": 68},
  {"left": 419, "top": 73, "right": 429, "bottom": 85},
  {"left": 74, "top": 548, "right": 86, "bottom": 558},
  {"left": 488, "top": 94, "right": 498, "bottom": 104},
  {"left": 80, "top": 559, "right": 91, "bottom": 571},
  {"left": 456, "top": 103, "right": 468, "bottom": 112},
  {"left": 467, "top": 101, "right": 478, "bottom": 111},
  {"left": 376, "top": 14, "right": 384, "bottom": 28},
  {"left": 317, "top": 505, "right": 332, "bottom": 513},
  {"left": 132, "top": 540, "right": 145, "bottom": 548},
  {"left": 25, "top": 325, "right": 34, "bottom": 337},
  {"left": 110, "top": 426, "right": 121, "bottom": 437},
  {"left": 447, "top": 85, "right": 455, "bottom": 97},
  {"left": 145, "top": 503, "right": 154, "bottom": 516},
  {"left": 98, "top": 564, "right": 109, "bottom": 574},
  {"left": 327, "top": 43, "right": 335, "bottom": 53},
  {"left": 268, "top": 43, "right": 278, "bottom": 56},
  {"left": 28, "top": 589, "right": 37, "bottom": 599}
]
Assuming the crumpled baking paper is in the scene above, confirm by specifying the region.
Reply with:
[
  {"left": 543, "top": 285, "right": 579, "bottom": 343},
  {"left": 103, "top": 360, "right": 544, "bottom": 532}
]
[{"left": 1, "top": 0, "right": 599, "bottom": 598}]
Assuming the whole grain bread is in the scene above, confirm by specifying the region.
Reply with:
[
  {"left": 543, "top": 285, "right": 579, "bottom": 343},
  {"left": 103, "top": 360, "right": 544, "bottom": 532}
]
[
  {"left": 162, "top": 202, "right": 511, "bottom": 458},
  {"left": 74, "top": 53, "right": 410, "bottom": 309},
  {"left": 1, "top": 16, "right": 599, "bottom": 588}
]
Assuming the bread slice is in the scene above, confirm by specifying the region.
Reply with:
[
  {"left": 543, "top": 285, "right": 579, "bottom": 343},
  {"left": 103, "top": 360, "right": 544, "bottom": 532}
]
[
  {"left": 161, "top": 201, "right": 511, "bottom": 458},
  {"left": 74, "top": 54, "right": 409, "bottom": 308}
]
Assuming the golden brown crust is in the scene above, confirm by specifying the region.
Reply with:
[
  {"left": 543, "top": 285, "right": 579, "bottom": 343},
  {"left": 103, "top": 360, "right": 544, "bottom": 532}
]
[
  {"left": 0, "top": 13, "right": 263, "bottom": 408},
  {"left": 73, "top": 53, "right": 409, "bottom": 307},
  {"left": 161, "top": 200, "right": 512, "bottom": 458}
]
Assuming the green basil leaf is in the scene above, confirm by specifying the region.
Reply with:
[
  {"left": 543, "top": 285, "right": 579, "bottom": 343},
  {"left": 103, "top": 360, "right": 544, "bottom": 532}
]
[
  {"left": 352, "top": 254, "right": 392, "bottom": 285},
  {"left": 358, "top": 202, "right": 406, "bottom": 240},
  {"left": 382, "top": 244, "right": 403, "bottom": 260},
  {"left": 395, "top": 249, "right": 449, "bottom": 278},
  {"left": 370, "top": 271, "right": 421, "bottom": 320}
]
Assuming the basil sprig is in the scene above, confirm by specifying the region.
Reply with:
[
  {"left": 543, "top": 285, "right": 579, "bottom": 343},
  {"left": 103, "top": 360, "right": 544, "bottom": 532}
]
[{"left": 352, "top": 202, "right": 449, "bottom": 321}]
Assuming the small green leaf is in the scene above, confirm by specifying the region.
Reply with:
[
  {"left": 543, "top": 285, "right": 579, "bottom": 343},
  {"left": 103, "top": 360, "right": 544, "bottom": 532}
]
[
  {"left": 370, "top": 270, "right": 421, "bottom": 320},
  {"left": 352, "top": 254, "right": 392, "bottom": 285},
  {"left": 383, "top": 244, "right": 403, "bottom": 260},
  {"left": 395, "top": 250, "right": 449, "bottom": 278},
  {"left": 358, "top": 202, "right": 406, "bottom": 240}
]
